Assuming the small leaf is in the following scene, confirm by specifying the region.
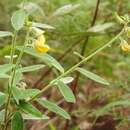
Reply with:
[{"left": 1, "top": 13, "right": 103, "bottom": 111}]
[
  {"left": 11, "top": 112, "right": 23, "bottom": 130},
  {"left": 0, "top": 64, "right": 14, "bottom": 79},
  {"left": 32, "top": 22, "right": 55, "bottom": 30},
  {"left": 54, "top": 77, "right": 73, "bottom": 84},
  {"left": 17, "top": 64, "right": 45, "bottom": 73},
  {"left": 0, "top": 31, "right": 13, "bottom": 37},
  {"left": 0, "top": 74, "right": 10, "bottom": 79},
  {"left": 18, "top": 101, "right": 42, "bottom": 117},
  {"left": 37, "top": 98, "right": 71, "bottom": 119},
  {"left": 57, "top": 81, "right": 76, "bottom": 103},
  {"left": 52, "top": 4, "right": 80, "bottom": 16},
  {"left": 23, "top": 114, "right": 49, "bottom": 120},
  {"left": 76, "top": 67, "right": 109, "bottom": 85},
  {"left": 11, "top": 9, "right": 26, "bottom": 31},
  {"left": 19, "top": 2, "right": 44, "bottom": 15},
  {"left": 12, "top": 87, "right": 40, "bottom": 103},
  {"left": 0, "top": 110, "right": 5, "bottom": 122},
  {"left": 0, "top": 92, "right": 6, "bottom": 107},
  {"left": 16, "top": 46, "right": 64, "bottom": 73},
  {"left": 87, "top": 22, "right": 114, "bottom": 32},
  {"left": 0, "top": 64, "right": 14, "bottom": 73}
]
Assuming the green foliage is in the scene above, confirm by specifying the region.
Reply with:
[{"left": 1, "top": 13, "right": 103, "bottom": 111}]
[
  {"left": 76, "top": 67, "right": 109, "bottom": 85},
  {"left": 16, "top": 46, "right": 64, "bottom": 73},
  {"left": 11, "top": 112, "right": 24, "bottom": 130},
  {"left": 18, "top": 101, "right": 43, "bottom": 117},
  {"left": 56, "top": 81, "right": 76, "bottom": 103},
  {"left": 37, "top": 98, "right": 71, "bottom": 119},
  {"left": 0, "top": 92, "right": 6, "bottom": 107},
  {"left": 0, "top": 31, "right": 13, "bottom": 37},
  {"left": 0, "top": 0, "right": 130, "bottom": 129},
  {"left": 17, "top": 64, "right": 45, "bottom": 73},
  {"left": 11, "top": 9, "right": 26, "bottom": 31}
]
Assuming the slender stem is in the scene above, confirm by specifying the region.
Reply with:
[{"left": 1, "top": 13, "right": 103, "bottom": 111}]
[
  {"left": 3, "top": 28, "right": 30, "bottom": 130},
  {"left": 3, "top": 32, "right": 18, "bottom": 130},
  {"left": 10, "top": 31, "right": 17, "bottom": 64},
  {"left": 81, "top": 0, "right": 100, "bottom": 56},
  {"left": 33, "top": 0, "right": 101, "bottom": 88},
  {"left": 29, "top": 28, "right": 124, "bottom": 102}
]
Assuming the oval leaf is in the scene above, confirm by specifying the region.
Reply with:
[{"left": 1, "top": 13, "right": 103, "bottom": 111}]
[
  {"left": 0, "top": 74, "right": 10, "bottom": 79},
  {"left": 16, "top": 46, "right": 64, "bottom": 73},
  {"left": 0, "top": 64, "right": 14, "bottom": 73},
  {"left": 11, "top": 112, "right": 23, "bottom": 130},
  {"left": 18, "top": 101, "right": 42, "bottom": 117},
  {"left": 12, "top": 87, "right": 40, "bottom": 102},
  {"left": 22, "top": 113, "right": 49, "bottom": 120},
  {"left": 76, "top": 67, "right": 109, "bottom": 85},
  {"left": 37, "top": 98, "right": 70, "bottom": 119},
  {"left": 52, "top": 4, "right": 80, "bottom": 16},
  {"left": 11, "top": 9, "right": 26, "bottom": 31},
  {"left": 17, "top": 64, "right": 45, "bottom": 73},
  {"left": 57, "top": 81, "right": 76, "bottom": 103}
]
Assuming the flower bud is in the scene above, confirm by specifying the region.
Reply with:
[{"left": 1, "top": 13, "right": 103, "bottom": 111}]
[
  {"left": 31, "top": 27, "right": 45, "bottom": 37},
  {"left": 120, "top": 38, "right": 130, "bottom": 52}
]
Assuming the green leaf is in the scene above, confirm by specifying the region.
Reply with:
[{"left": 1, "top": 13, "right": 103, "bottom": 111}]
[
  {"left": 57, "top": 81, "right": 76, "bottom": 103},
  {"left": 23, "top": 114, "right": 49, "bottom": 120},
  {"left": 16, "top": 46, "right": 64, "bottom": 73},
  {"left": 0, "top": 64, "right": 14, "bottom": 79},
  {"left": 0, "top": 92, "right": 6, "bottom": 107},
  {"left": 0, "top": 31, "right": 13, "bottom": 37},
  {"left": 17, "top": 64, "right": 45, "bottom": 73},
  {"left": 54, "top": 77, "right": 74, "bottom": 85},
  {"left": 52, "top": 4, "right": 80, "bottom": 16},
  {"left": 87, "top": 22, "right": 115, "bottom": 32},
  {"left": 19, "top": 2, "right": 44, "bottom": 15},
  {"left": 76, "top": 68, "right": 109, "bottom": 85},
  {"left": 0, "top": 74, "right": 10, "bottom": 79},
  {"left": 37, "top": 98, "right": 71, "bottom": 119},
  {"left": 11, "top": 9, "right": 26, "bottom": 31},
  {"left": 0, "top": 64, "right": 14, "bottom": 73},
  {"left": 12, "top": 87, "right": 40, "bottom": 103},
  {"left": 11, "top": 112, "right": 23, "bottom": 130},
  {"left": 18, "top": 101, "right": 42, "bottom": 117},
  {"left": 0, "top": 110, "right": 5, "bottom": 122},
  {"left": 32, "top": 22, "right": 55, "bottom": 30}
]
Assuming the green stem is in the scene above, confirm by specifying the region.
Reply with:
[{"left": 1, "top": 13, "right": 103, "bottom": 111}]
[
  {"left": 3, "top": 32, "right": 18, "bottom": 130},
  {"left": 29, "top": 27, "right": 124, "bottom": 102},
  {"left": 10, "top": 31, "right": 17, "bottom": 64},
  {"left": 3, "top": 28, "right": 30, "bottom": 130}
]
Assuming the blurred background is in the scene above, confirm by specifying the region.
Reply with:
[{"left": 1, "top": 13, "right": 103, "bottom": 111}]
[{"left": 1, "top": 0, "right": 130, "bottom": 130}]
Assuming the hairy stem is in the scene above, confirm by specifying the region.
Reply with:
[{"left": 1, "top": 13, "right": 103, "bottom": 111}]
[
  {"left": 3, "top": 28, "right": 30, "bottom": 130},
  {"left": 29, "top": 27, "right": 124, "bottom": 102},
  {"left": 3, "top": 32, "right": 18, "bottom": 130}
]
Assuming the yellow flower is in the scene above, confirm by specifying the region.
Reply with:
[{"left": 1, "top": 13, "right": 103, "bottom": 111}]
[
  {"left": 120, "top": 39, "right": 130, "bottom": 52},
  {"left": 34, "top": 35, "right": 50, "bottom": 53}
]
